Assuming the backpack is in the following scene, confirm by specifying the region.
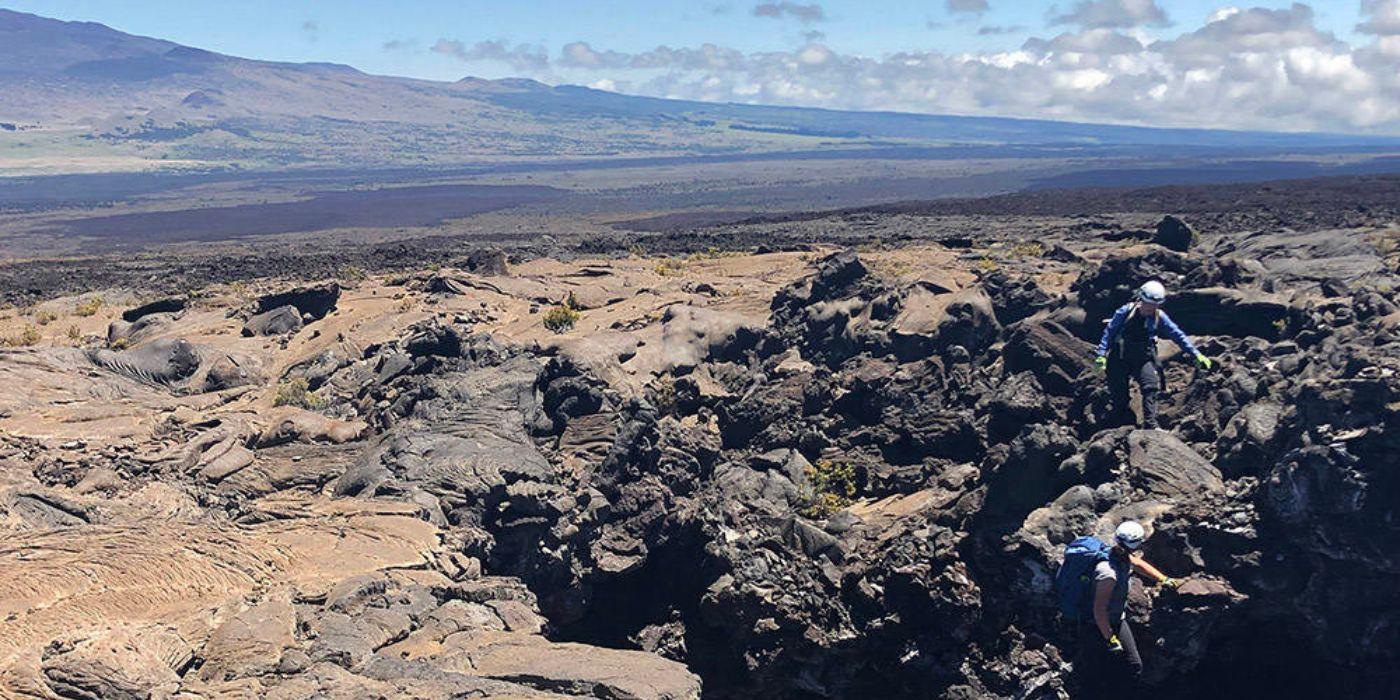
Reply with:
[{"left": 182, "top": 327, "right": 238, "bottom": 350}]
[{"left": 1054, "top": 536, "right": 1111, "bottom": 621}]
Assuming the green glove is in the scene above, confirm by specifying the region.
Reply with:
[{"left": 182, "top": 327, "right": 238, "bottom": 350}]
[
  {"left": 1195, "top": 354, "right": 1212, "bottom": 370},
  {"left": 1107, "top": 635, "right": 1123, "bottom": 654},
  {"left": 1094, "top": 356, "right": 1107, "bottom": 373},
  {"left": 1161, "top": 577, "right": 1182, "bottom": 589}
]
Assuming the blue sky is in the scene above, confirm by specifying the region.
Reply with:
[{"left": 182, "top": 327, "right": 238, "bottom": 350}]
[
  {"left": 6, "top": 1, "right": 1400, "bottom": 133},
  {"left": 4, "top": 0, "right": 1371, "bottom": 81}
]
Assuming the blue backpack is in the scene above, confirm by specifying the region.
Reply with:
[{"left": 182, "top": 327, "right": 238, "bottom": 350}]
[{"left": 1054, "top": 536, "right": 1111, "bottom": 621}]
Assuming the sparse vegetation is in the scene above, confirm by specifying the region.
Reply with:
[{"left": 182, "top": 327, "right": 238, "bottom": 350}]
[
  {"left": 649, "top": 374, "right": 678, "bottom": 414},
  {"left": 856, "top": 238, "right": 887, "bottom": 254},
  {"left": 273, "top": 377, "right": 327, "bottom": 409},
  {"left": 34, "top": 311, "right": 58, "bottom": 326},
  {"left": 974, "top": 256, "right": 999, "bottom": 273},
  {"left": 800, "top": 459, "right": 858, "bottom": 519},
  {"left": 109, "top": 337, "right": 131, "bottom": 350},
  {"left": 686, "top": 247, "right": 746, "bottom": 262},
  {"left": 543, "top": 294, "right": 582, "bottom": 333},
  {"left": 226, "top": 281, "right": 250, "bottom": 300},
  {"left": 1372, "top": 228, "right": 1399, "bottom": 258},
  {"left": 66, "top": 325, "right": 81, "bottom": 341},
  {"left": 654, "top": 258, "right": 687, "bottom": 277},
  {"left": 3, "top": 325, "right": 42, "bottom": 347},
  {"left": 342, "top": 266, "right": 368, "bottom": 282},
  {"left": 869, "top": 258, "right": 913, "bottom": 280},
  {"left": 1009, "top": 241, "right": 1045, "bottom": 258},
  {"left": 74, "top": 297, "right": 103, "bottom": 317}
]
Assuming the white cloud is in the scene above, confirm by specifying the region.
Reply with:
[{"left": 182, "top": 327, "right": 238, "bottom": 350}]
[
  {"left": 1358, "top": 0, "right": 1400, "bottom": 35},
  {"left": 797, "top": 43, "right": 834, "bottom": 65},
  {"left": 429, "top": 2, "right": 1400, "bottom": 134},
  {"left": 1023, "top": 28, "right": 1144, "bottom": 55},
  {"left": 1049, "top": 0, "right": 1169, "bottom": 29}
]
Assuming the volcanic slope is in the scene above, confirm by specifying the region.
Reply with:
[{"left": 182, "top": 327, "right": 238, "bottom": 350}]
[
  {"left": 1, "top": 209, "right": 1398, "bottom": 698},
  {"left": 4, "top": 7, "right": 1399, "bottom": 174}
]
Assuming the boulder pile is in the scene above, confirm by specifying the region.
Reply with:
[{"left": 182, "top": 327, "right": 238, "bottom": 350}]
[
  {"left": 3, "top": 218, "right": 1396, "bottom": 699},
  {"left": 285, "top": 230, "right": 1399, "bottom": 697}
]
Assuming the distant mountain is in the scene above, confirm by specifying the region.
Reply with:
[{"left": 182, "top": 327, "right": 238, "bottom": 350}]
[{"left": 2, "top": 8, "right": 1398, "bottom": 174}]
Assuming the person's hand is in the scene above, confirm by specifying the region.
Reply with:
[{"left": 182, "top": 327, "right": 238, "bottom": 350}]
[
  {"left": 1107, "top": 635, "right": 1124, "bottom": 654},
  {"left": 1195, "top": 354, "right": 1212, "bottom": 370},
  {"left": 1094, "top": 356, "right": 1107, "bottom": 373},
  {"left": 1161, "top": 577, "right": 1182, "bottom": 590}
]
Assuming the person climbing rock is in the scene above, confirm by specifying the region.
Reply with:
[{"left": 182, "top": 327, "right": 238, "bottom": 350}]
[
  {"left": 1065, "top": 521, "right": 1181, "bottom": 693},
  {"left": 1093, "top": 280, "right": 1211, "bottom": 428}
]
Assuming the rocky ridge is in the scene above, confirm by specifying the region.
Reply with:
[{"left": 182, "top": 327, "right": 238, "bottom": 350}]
[{"left": 1, "top": 215, "right": 1397, "bottom": 698}]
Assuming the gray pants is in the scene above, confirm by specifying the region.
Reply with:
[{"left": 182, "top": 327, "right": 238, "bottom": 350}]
[{"left": 1107, "top": 356, "right": 1161, "bottom": 429}]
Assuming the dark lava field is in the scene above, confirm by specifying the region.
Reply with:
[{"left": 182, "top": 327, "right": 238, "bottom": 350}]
[{"left": 0, "top": 173, "right": 1397, "bottom": 699}]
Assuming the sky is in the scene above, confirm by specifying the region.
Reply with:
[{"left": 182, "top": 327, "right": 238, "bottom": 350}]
[{"left": 7, "top": 0, "right": 1400, "bottom": 134}]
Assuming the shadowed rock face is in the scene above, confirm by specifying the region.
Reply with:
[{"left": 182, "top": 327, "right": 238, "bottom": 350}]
[
  {"left": 281, "top": 237, "right": 1392, "bottom": 697},
  {"left": 121, "top": 297, "right": 186, "bottom": 322},
  {"left": 1, "top": 208, "right": 1397, "bottom": 699},
  {"left": 254, "top": 282, "right": 340, "bottom": 321}
]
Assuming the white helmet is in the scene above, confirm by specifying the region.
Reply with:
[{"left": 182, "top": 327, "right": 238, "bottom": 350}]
[
  {"left": 1115, "top": 521, "right": 1146, "bottom": 550},
  {"left": 1137, "top": 280, "right": 1167, "bottom": 304}
]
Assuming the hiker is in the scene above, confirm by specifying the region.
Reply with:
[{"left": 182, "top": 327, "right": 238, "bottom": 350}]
[
  {"left": 1093, "top": 280, "right": 1211, "bottom": 428},
  {"left": 1058, "top": 521, "right": 1181, "bottom": 690}
]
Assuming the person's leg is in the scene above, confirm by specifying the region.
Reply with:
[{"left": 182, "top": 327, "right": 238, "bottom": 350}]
[
  {"left": 1107, "top": 355, "right": 1132, "bottom": 426},
  {"left": 1074, "top": 623, "right": 1106, "bottom": 695},
  {"left": 1117, "top": 620, "right": 1144, "bottom": 681},
  {"left": 1136, "top": 360, "right": 1161, "bottom": 429}
]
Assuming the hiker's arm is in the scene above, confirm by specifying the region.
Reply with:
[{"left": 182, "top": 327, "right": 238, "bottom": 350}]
[
  {"left": 1157, "top": 312, "right": 1200, "bottom": 357},
  {"left": 1129, "top": 553, "right": 1169, "bottom": 584},
  {"left": 1093, "top": 579, "right": 1115, "bottom": 640},
  {"left": 1096, "top": 307, "right": 1128, "bottom": 357}
]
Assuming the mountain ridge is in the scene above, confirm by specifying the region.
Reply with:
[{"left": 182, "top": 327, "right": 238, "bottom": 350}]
[{"left": 2, "top": 7, "right": 1399, "bottom": 175}]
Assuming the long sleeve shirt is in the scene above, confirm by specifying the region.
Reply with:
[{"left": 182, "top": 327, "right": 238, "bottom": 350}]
[{"left": 1096, "top": 303, "right": 1200, "bottom": 358}]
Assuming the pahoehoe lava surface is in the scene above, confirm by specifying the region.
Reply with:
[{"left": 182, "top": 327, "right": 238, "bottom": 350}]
[{"left": 0, "top": 176, "right": 1397, "bottom": 699}]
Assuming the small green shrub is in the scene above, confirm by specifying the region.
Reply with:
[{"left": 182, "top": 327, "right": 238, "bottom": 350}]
[
  {"left": 74, "top": 298, "right": 103, "bottom": 317},
  {"left": 34, "top": 311, "right": 58, "bottom": 326},
  {"left": 1373, "top": 229, "right": 1398, "bottom": 257},
  {"left": 273, "top": 377, "right": 326, "bottom": 409},
  {"left": 4, "top": 325, "right": 41, "bottom": 347},
  {"left": 800, "top": 459, "right": 858, "bottom": 518},
  {"left": 654, "top": 258, "right": 687, "bottom": 277},
  {"left": 542, "top": 293, "right": 582, "bottom": 334},
  {"left": 1009, "top": 241, "right": 1045, "bottom": 258}
]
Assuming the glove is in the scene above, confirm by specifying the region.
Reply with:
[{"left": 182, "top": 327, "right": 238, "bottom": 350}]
[
  {"left": 1161, "top": 577, "right": 1182, "bottom": 590},
  {"left": 1094, "top": 356, "right": 1107, "bottom": 373},
  {"left": 1195, "top": 354, "right": 1212, "bottom": 370},
  {"left": 1107, "top": 635, "right": 1124, "bottom": 654}
]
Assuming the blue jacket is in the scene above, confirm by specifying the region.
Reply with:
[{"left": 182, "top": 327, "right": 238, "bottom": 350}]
[{"left": 1096, "top": 303, "right": 1199, "bottom": 359}]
